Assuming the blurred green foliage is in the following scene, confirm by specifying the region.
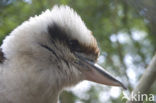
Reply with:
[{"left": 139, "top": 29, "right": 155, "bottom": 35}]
[{"left": 0, "top": 0, "right": 155, "bottom": 103}]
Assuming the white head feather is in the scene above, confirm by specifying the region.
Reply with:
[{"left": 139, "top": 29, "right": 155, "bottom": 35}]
[
  {"left": 0, "top": 5, "right": 99, "bottom": 103},
  {"left": 2, "top": 5, "right": 98, "bottom": 59}
]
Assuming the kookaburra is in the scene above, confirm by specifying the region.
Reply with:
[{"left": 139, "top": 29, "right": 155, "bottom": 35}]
[{"left": 0, "top": 5, "right": 126, "bottom": 103}]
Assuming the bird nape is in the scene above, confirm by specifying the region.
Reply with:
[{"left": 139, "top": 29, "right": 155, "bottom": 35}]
[{"left": 0, "top": 5, "right": 126, "bottom": 103}]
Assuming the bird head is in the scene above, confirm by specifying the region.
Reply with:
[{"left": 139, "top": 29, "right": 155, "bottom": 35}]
[{"left": 1, "top": 5, "right": 126, "bottom": 91}]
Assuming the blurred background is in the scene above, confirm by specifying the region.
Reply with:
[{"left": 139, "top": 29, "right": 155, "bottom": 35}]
[{"left": 0, "top": 0, "right": 156, "bottom": 103}]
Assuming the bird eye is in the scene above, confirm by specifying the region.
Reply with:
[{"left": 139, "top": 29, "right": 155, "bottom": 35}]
[
  {"left": 68, "top": 40, "right": 78, "bottom": 47},
  {"left": 68, "top": 40, "right": 80, "bottom": 52}
]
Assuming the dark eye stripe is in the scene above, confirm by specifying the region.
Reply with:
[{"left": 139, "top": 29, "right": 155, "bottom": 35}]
[
  {"left": 68, "top": 40, "right": 78, "bottom": 49},
  {"left": 48, "top": 23, "right": 68, "bottom": 41},
  {"left": 48, "top": 23, "right": 83, "bottom": 52},
  {"left": 68, "top": 40, "right": 83, "bottom": 52},
  {"left": 68, "top": 40, "right": 78, "bottom": 47},
  {"left": 47, "top": 23, "right": 99, "bottom": 56}
]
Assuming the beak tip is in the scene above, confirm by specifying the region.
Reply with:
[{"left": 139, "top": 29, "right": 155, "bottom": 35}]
[
  {"left": 76, "top": 54, "right": 128, "bottom": 90},
  {"left": 122, "top": 85, "right": 128, "bottom": 90},
  {"left": 119, "top": 82, "right": 127, "bottom": 90}
]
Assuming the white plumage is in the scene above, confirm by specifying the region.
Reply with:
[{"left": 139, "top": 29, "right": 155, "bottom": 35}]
[{"left": 0, "top": 5, "right": 125, "bottom": 103}]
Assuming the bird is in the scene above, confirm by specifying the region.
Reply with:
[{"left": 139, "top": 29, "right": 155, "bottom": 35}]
[{"left": 0, "top": 5, "right": 126, "bottom": 103}]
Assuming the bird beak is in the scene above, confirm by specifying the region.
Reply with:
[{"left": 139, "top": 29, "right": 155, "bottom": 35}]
[{"left": 75, "top": 53, "right": 127, "bottom": 89}]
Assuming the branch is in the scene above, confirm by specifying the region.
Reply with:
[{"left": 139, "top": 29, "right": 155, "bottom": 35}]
[{"left": 127, "top": 53, "right": 156, "bottom": 103}]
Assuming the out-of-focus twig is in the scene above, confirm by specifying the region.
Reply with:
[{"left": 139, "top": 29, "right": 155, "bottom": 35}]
[{"left": 127, "top": 53, "right": 156, "bottom": 103}]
